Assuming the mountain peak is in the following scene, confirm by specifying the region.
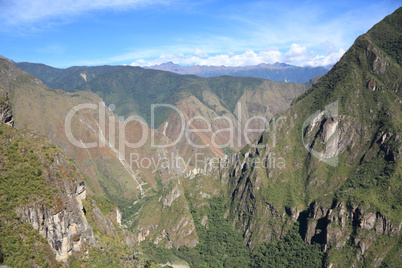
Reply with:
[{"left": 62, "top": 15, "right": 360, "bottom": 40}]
[
  {"left": 143, "top": 61, "right": 328, "bottom": 82},
  {"left": 0, "top": 55, "right": 15, "bottom": 64},
  {"left": 273, "top": 62, "right": 291, "bottom": 67}
]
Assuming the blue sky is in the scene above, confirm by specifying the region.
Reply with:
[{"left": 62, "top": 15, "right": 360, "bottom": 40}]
[{"left": 0, "top": 0, "right": 400, "bottom": 68}]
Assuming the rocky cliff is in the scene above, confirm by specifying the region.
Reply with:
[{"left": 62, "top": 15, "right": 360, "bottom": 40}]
[
  {"left": 220, "top": 8, "right": 402, "bottom": 267},
  {"left": 14, "top": 152, "right": 96, "bottom": 262},
  {"left": 130, "top": 176, "right": 199, "bottom": 249},
  {"left": 0, "top": 87, "right": 13, "bottom": 126},
  {"left": 0, "top": 91, "right": 137, "bottom": 266}
]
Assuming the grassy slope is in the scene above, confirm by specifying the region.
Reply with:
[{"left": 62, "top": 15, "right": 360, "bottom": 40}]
[{"left": 0, "top": 125, "right": 60, "bottom": 267}]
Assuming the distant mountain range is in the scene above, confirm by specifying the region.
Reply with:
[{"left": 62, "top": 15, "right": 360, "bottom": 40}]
[
  {"left": 13, "top": 61, "right": 312, "bottom": 133},
  {"left": 146, "top": 62, "right": 330, "bottom": 82}
]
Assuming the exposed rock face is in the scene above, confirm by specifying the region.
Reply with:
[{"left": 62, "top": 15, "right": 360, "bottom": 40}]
[
  {"left": 9, "top": 144, "right": 136, "bottom": 263},
  {"left": 0, "top": 89, "right": 13, "bottom": 126},
  {"left": 84, "top": 199, "right": 136, "bottom": 248},
  {"left": 222, "top": 107, "right": 401, "bottom": 259},
  {"left": 15, "top": 153, "right": 96, "bottom": 261},
  {"left": 134, "top": 177, "right": 198, "bottom": 249},
  {"left": 304, "top": 201, "right": 401, "bottom": 244},
  {"left": 116, "top": 207, "right": 122, "bottom": 226},
  {"left": 0, "top": 119, "right": 135, "bottom": 263},
  {"left": 372, "top": 53, "right": 388, "bottom": 74},
  {"left": 368, "top": 78, "right": 377, "bottom": 91},
  {"left": 221, "top": 149, "right": 295, "bottom": 249},
  {"left": 0, "top": 82, "right": 91, "bottom": 263},
  {"left": 217, "top": 8, "right": 402, "bottom": 267},
  {"left": 0, "top": 95, "right": 137, "bottom": 265},
  {"left": 303, "top": 201, "right": 402, "bottom": 267},
  {"left": 161, "top": 184, "right": 182, "bottom": 207}
]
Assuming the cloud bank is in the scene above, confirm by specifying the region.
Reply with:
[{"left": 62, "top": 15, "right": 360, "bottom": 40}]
[{"left": 130, "top": 45, "right": 345, "bottom": 67}]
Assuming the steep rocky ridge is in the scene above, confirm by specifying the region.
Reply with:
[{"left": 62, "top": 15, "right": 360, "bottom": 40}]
[
  {"left": 13, "top": 150, "right": 96, "bottom": 262},
  {"left": 217, "top": 8, "right": 402, "bottom": 267},
  {"left": 0, "top": 87, "right": 13, "bottom": 126}
]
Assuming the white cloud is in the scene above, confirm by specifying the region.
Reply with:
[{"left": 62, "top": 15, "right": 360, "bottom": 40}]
[
  {"left": 130, "top": 45, "right": 344, "bottom": 67},
  {"left": 197, "top": 49, "right": 281, "bottom": 66},
  {"left": 283, "top": 44, "right": 310, "bottom": 64},
  {"left": 194, "top": 48, "right": 208, "bottom": 58},
  {"left": 305, "top": 48, "right": 345, "bottom": 67}
]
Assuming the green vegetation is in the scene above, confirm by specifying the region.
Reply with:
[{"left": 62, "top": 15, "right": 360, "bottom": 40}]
[
  {"left": 250, "top": 224, "right": 324, "bottom": 268},
  {"left": 74, "top": 70, "right": 271, "bottom": 128},
  {"left": 86, "top": 157, "right": 141, "bottom": 217},
  {"left": 71, "top": 197, "right": 138, "bottom": 267},
  {"left": 0, "top": 220, "right": 60, "bottom": 267},
  {"left": 141, "top": 243, "right": 187, "bottom": 267},
  {"left": 3, "top": 8, "right": 401, "bottom": 268},
  {"left": 276, "top": 8, "right": 402, "bottom": 221},
  {"left": 175, "top": 196, "right": 250, "bottom": 267},
  {"left": 13, "top": 63, "right": 119, "bottom": 91},
  {"left": 0, "top": 125, "right": 137, "bottom": 267},
  {"left": 92, "top": 195, "right": 117, "bottom": 215},
  {"left": 184, "top": 7, "right": 402, "bottom": 268},
  {"left": 336, "top": 155, "right": 401, "bottom": 222},
  {"left": 0, "top": 125, "right": 60, "bottom": 267},
  {"left": 140, "top": 194, "right": 325, "bottom": 268},
  {"left": 367, "top": 8, "right": 402, "bottom": 65},
  {"left": 324, "top": 244, "right": 356, "bottom": 267},
  {"left": 0, "top": 125, "right": 57, "bottom": 209},
  {"left": 222, "top": 146, "right": 235, "bottom": 155},
  {"left": 121, "top": 195, "right": 153, "bottom": 221},
  {"left": 378, "top": 236, "right": 402, "bottom": 267}
]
